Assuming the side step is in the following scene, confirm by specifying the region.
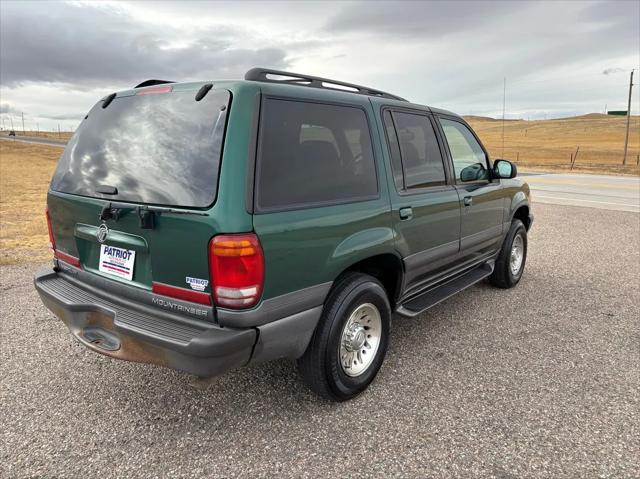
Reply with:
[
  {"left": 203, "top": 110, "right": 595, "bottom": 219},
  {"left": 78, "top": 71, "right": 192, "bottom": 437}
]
[{"left": 396, "top": 262, "right": 494, "bottom": 318}]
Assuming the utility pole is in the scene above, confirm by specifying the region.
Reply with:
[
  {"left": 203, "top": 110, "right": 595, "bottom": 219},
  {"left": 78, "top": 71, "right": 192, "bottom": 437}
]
[
  {"left": 21, "top": 112, "right": 25, "bottom": 135},
  {"left": 622, "top": 70, "right": 634, "bottom": 166},
  {"left": 502, "top": 77, "right": 506, "bottom": 158},
  {"left": 10, "top": 116, "right": 14, "bottom": 130}
]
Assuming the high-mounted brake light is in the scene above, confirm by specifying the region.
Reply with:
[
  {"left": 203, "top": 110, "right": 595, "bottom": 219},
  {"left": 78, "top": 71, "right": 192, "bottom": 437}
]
[
  {"left": 209, "top": 234, "right": 264, "bottom": 309},
  {"left": 136, "top": 85, "right": 172, "bottom": 95}
]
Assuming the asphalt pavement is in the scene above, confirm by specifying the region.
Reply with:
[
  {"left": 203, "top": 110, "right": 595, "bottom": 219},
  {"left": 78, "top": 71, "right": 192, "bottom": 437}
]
[
  {"left": 1, "top": 203, "right": 638, "bottom": 478},
  {"left": 523, "top": 172, "right": 640, "bottom": 213},
  {"left": 0, "top": 135, "right": 67, "bottom": 147}
]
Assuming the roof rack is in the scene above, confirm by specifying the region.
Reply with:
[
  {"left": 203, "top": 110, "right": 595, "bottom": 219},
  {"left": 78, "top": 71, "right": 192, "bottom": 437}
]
[
  {"left": 134, "top": 79, "right": 175, "bottom": 89},
  {"left": 244, "top": 68, "right": 407, "bottom": 102}
]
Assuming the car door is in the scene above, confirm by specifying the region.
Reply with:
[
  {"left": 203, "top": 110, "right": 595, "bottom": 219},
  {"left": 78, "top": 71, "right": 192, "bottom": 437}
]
[
  {"left": 380, "top": 107, "right": 461, "bottom": 294},
  {"left": 436, "top": 116, "right": 504, "bottom": 261}
]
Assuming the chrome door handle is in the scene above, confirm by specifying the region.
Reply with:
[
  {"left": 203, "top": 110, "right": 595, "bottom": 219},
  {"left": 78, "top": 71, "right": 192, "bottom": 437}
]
[
  {"left": 463, "top": 196, "right": 473, "bottom": 206},
  {"left": 399, "top": 207, "right": 413, "bottom": 220}
]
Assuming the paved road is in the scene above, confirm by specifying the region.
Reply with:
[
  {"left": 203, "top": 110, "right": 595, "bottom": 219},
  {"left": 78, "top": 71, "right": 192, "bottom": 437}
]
[
  {"left": 522, "top": 172, "right": 640, "bottom": 213},
  {"left": 1, "top": 203, "right": 638, "bottom": 478},
  {"left": 0, "top": 135, "right": 66, "bottom": 147}
]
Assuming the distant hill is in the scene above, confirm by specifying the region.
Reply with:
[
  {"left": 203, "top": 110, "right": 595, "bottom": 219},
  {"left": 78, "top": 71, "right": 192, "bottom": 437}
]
[{"left": 465, "top": 112, "right": 639, "bottom": 174}]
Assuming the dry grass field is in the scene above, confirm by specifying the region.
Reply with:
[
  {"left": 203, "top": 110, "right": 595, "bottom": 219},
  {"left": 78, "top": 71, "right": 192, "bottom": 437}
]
[
  {"left": 466, "top": 114, "right": 640, "bottom": 175},
  {"left": 0, "top": 141, "right": 61, "bottom": 264}
]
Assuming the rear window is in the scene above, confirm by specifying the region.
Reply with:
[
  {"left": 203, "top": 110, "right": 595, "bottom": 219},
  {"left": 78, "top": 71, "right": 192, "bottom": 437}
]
[
  {"left": 50, "top": 88, "right": 230, "bottom": 208},
  {"left": 256, "top": 99, "right": 378, "bottom": 210}
]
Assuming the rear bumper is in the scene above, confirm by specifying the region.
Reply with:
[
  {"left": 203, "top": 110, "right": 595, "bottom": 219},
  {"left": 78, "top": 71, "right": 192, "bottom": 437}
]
[{"left": 34, "top": 268, "right": 256, "bottom": 377}]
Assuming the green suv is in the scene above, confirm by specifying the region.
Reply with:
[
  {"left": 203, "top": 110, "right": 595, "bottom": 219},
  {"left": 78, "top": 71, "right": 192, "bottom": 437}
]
[{"left": 35, "top": 68, "right": 533, "bottom": 401}]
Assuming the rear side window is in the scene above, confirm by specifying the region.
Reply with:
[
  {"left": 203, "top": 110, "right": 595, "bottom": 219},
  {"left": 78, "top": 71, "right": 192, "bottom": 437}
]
[
  {"left": 383, "top": 111, "right": 446, "bottom": 190},
  {"left": 257, "top": 99, "right": 378, "bottom": 210},
  {"left": 51, "top": 89, "right": 230, "bottom": 208}
]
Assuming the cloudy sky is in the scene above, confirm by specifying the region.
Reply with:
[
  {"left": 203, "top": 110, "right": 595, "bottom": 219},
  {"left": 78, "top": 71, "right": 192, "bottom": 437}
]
[{"left": 1, "top": 0, "right": 639, "bottom": 131}]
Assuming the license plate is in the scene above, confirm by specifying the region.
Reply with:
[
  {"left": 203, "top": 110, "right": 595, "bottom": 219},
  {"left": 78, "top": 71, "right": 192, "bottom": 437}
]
[{"left": 99, "top": 245, "right": 136, "bottom": 281}]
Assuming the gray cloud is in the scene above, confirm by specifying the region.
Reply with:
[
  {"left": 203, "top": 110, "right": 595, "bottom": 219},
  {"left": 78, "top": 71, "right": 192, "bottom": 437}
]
[
  {"left": 0, "top": 0, "right": 637, "bottom": 126},
  {"left": 0, "top": 2, "right": 289, "bottom": 87},
  {"left": 603, "top": 68, "right": 626, "bottom": 75},
  {"left": 0, "top": 103, "right": 20, "bottom": 115},
  {"left": 326, "top": 0, "right": 526, "bottom": 37}
]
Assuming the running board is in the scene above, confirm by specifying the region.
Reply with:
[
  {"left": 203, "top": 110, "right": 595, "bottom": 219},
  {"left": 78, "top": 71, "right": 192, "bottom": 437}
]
[{"left": 396, "top": 262, "right": 494, "bottom": 318}]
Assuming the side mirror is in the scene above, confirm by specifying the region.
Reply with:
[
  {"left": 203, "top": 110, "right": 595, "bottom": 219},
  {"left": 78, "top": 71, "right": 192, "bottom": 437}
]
[
  {"left": 460, "top": 163, "right": 487, "bottom": 182},
  {"left": 493, "top": 159, "right": 517, "bottom": 179}
]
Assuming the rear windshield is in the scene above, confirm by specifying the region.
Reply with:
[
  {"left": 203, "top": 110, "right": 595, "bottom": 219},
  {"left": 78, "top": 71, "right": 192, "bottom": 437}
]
[{"left": 50, "top": 88, "right": 230, "bottom": 208}]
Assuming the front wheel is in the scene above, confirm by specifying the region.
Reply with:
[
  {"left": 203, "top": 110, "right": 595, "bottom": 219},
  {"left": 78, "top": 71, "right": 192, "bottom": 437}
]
[
  {"left": 297, "top": 273, "right": 391, "bottom": 401},
  {"left": 490, "top": 219, "right": 528, "bottom": 288}
]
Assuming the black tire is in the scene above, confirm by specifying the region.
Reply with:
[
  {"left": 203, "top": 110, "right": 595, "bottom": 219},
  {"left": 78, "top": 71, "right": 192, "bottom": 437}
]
[
  {"left": 489, "top": 219, "right": 527, "bottom": 289},
  {"left": 297, "top": 272, "right": 391, "bottom": 401}
]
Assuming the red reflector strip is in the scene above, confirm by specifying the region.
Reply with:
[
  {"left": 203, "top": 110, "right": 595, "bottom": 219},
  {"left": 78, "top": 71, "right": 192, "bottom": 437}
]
[
  {"left": 54, "top": 250, "right": 81, "bottom": 268},
  {"left": 136, "top": 86, "right": 172, "bottom": 95},
  {"left": 152, "top": 282, "right": 211, "bottom": 306}
]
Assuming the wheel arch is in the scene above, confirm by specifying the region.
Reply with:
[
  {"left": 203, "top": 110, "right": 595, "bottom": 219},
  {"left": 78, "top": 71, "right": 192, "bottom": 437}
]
[
  {"left": 334, "top": 253, "right": 404, "bottom": 308},
  {"left": 512, "top": 203, "right": 532, "bottom": 230}
]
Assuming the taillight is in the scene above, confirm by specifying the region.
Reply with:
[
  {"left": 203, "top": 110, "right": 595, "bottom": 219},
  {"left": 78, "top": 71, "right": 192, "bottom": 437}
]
[
  {"left": 47, "top": 207, "right": 81, "bottom": 268},
  {"left": 209, "top": 233, "right": 264, "bottom": 309},
  {"left": 45, "top": 207, "right": 55, "bottom": 250}
]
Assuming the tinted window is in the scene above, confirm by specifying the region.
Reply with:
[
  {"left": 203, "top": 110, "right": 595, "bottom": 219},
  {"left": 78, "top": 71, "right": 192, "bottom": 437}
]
[
  {"left": 50, "top": 89, "right": 230, "bottom": 208},
  {"left": 440, "top": 118, "right": 489, "bottom": 182},
  {"left": 390, "top": 112, "right": 446, "bottom": 189},
  {"left": 257, "top": 99, "right": 377, "bottom": 209},
  {"left": 382, "top": 110, "right": 404, "bottom": 190}
]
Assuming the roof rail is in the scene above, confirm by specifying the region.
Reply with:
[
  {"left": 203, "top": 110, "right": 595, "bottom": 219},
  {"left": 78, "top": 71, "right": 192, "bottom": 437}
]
[
  {"left": 134, "top": 79, "right": 175, "bottom": 89},
  {"left": 244, "top": 68, "right": 407, "bottom": 102}
]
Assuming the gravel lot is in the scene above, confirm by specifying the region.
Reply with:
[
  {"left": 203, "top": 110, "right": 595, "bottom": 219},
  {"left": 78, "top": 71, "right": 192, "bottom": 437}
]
[{"left": 1, "top": 203, "right": 638, "bottom": 478}]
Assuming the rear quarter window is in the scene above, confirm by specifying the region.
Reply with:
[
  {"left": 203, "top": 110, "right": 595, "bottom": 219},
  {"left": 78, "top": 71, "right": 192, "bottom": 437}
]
[{"left": 256, "top": 99, "right": 378, "bottom": 210}]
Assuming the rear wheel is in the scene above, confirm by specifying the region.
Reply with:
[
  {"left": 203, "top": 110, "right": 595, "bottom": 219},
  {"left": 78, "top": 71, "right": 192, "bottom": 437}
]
[
  {"left": 297, "top": 273, "right": 391, "bottom": 401},
  {"left": 490, "top": 219, "right": 527, "bottom": 288}
]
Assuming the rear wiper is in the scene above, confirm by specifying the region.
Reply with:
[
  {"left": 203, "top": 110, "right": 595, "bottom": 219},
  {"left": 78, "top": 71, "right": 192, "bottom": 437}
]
[
  {"left": 137, "top": 204, "right": 209, "bottom": 216},
  {"left": 99, "top": 201, "right": 208, "bottom": 230}
]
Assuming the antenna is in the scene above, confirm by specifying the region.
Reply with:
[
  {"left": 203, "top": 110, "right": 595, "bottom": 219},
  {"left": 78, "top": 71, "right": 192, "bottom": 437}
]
[{"left": 502, "top": 77, "right": 506, "bottom": 158}]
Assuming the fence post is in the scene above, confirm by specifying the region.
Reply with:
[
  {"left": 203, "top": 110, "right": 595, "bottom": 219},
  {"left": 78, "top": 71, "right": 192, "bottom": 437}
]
[{"left": 570, "top": 146, "right": 579, "bottom": 171}]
